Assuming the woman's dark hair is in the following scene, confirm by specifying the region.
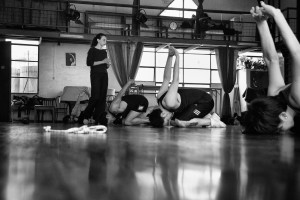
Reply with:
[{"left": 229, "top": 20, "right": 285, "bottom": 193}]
[
  {"left": 91, "top": 33, "right": 106, "bottom": 47},
  {"left": 148, "top": 109, "right": 164, "bottom": 127},
  {"left": 243, "top": 96, "right": 287, "bottom": 134}
]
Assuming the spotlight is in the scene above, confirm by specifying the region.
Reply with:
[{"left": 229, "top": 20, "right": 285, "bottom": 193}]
[
  {"left": 65, "top": 4, "right": 83, "bottom": 25},
  {"left": 135, "top": 9, "right": 148, "bottom": 28}
]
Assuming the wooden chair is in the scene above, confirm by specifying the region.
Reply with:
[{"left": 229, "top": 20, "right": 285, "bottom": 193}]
[{"left": 34, "top": 97, "right": 57, "bottom": 123}]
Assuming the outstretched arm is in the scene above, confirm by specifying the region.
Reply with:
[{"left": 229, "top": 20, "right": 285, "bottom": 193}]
[
  {"left": 163, "top": 46, "right": 180, "bottom": 108},
  {"left": 260, "top": 1, "right": 300, "bottom": 106},
  {"left": 250, "top": 5, "right": 285, "bottom": 96},
  {"left": 109, "top": 79, "right": 134, "bottom": 112},
  {"left": 157, "top": 47, "right": 174, "bottom": 99}
]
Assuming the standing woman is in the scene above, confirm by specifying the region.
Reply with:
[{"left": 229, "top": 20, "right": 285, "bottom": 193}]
[{"left": 83, "top": 33, "right": 111, "bottom": 125}]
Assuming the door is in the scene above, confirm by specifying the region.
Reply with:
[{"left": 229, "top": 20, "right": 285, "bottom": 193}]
[{"left": 0, "top": 42, "right": 11, "bottom": 122}]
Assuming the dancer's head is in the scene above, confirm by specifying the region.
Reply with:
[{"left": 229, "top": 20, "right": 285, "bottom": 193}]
[
  {"left": 91, "top": 33, "right": 107, "bottom": 47},
  {"left": 148, "top": 108, "right": 173, "bottom": 127},
  {"left": 106, "top": 108, "right": 124, "bottom": 125},
  {"left": 242, "top": 96, "right": 292, "bottom": 134}
]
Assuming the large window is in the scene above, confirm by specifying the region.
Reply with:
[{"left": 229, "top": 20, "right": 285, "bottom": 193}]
[
  {"left": 136, "top": 47, "right": 220, "bottom": 87},
  {"left": 10, "top": 41, "right": 39, "bottom": 94}
]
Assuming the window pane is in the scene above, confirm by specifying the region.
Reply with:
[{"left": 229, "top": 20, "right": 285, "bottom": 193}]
[
  {"left": 156, "top": 68, "right": 183, "bottom": 82},
  {"left": 160, "top": 0, "right": 183, "bottom": 17},
  {"left": 156, "top": 53, "right": 168, "bottom": 67},
  {"left": 135, "top": 68, "right": 154, "bottom": 81},
  {"left": 211, "top": 55, "right": 218, "bottom": 69},
  {"left": 184, "top": 11, "right": 196, "bottom": 19},
  {"left": 11, "top": 45, "right": 38, "bottom": 61},
  {"left": 11, "top": 61, "right": 38, "bottom": 77},
  {"left": 184, "top": 69, "right": 210, "bottom": 83},
  {"left": 184, "top": 54, "right": 210, "bottom": 69},
  {"left": 156, "top": 53, "right": 183, "bottom": 68},
  {"left": 140, "top": 52, "right": 155, "bottom": 66},
  {"left": 144, "top": 47, "right": 155, "bottom": 52},
  {"left": 11, "top": 78, "right": 38, "bottom": 93},
  {"left": 211, "top": 70, "right": 221, "bottom": 83}
]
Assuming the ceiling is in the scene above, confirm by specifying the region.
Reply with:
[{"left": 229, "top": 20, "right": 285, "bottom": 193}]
[
  {"left": 68, "top": 0, "right": 255, "bottom": 20},
  {"left": 1, "top": 0, "right": 270, "bottom": 52},
  {"left": 65, "top": 0, "right": 262, "bottom": 51}
]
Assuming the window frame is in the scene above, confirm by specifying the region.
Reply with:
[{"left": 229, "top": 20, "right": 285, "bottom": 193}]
[
  {"left": 10, "top": 43, "right": 39, "bottom": 94},
  {"left": 136, "top": 47, "right": 220, "bottom": 87}
]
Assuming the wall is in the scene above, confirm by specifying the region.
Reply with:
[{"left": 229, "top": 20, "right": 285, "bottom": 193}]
[
  {"left": 11, "top": 42, "right": 122, "bottom": 121},
  {"left": 38, "top": 42, "right": 121, "bottom": 98}
]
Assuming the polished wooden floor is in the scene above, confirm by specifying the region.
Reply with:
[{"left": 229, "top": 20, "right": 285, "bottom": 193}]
[{"left": 0, "top": 122, "right": 299, "bottom": 200}]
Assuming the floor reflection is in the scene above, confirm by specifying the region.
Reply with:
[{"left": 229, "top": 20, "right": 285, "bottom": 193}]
[{"left": 0, "top": 124, "right": 299, "bottom": 200}]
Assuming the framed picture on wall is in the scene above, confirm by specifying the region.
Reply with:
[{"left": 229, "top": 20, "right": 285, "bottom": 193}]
[{"left": 66, "top": 53, "right": 76, "bottom": 66}]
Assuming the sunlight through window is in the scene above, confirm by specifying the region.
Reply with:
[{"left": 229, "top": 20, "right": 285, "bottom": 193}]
[
  {"left": 160, "top": 0, "right": 197, "bottom": 18},
  {"left": 10, "top": 42, "right": 39, "bottom": 94}
]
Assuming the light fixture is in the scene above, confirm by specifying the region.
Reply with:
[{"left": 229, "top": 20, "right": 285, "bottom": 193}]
[
  {"left": 5, "top": 38, "right": 41, "bottom": 45},
  {"left": 65, "top": 3, "right": 83, "bottom": 25},
  {"left": 135, "top": 9, "right": 148, "bottom": 28}
]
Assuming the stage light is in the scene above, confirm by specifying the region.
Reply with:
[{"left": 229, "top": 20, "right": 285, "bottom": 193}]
[
  {"left": 136, "top": 9, "right": 148, "bottom": 28},
  {"left": 65, "top": 4, "right": 83, "bottom": 25}
]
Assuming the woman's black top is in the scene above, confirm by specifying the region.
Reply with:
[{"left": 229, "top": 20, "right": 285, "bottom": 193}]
[
  {"left": 157, "top": 88, "right": 213, "bottom": 113},
  {"left": 120, "top": 95, "right": 149, "bottom": 118},
  {"left": 86, "top": 47, "right": 108, "bottom": 73}
]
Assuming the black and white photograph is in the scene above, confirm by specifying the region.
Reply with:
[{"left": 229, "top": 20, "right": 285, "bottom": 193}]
[{"left": 1, "top": 0, "right": 300, "bottom": 200}]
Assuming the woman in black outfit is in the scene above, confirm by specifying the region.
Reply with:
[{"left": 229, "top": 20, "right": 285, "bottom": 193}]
[{"left": 83, "top": 33, "right": 110, "bottom": 125}]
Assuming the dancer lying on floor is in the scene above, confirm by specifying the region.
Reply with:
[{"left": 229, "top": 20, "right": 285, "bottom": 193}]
[
  {"left": 148, "top": 46, "right": 226, "bottom": 128},
  {"left": 108, "top": 79, "right": 155, "bottom": 125},
  {"left": 243, "top": 2, "right": 300, "bottom": 134}
]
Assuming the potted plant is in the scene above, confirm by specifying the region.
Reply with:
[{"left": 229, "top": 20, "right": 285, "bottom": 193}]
[{"left": 237, "top": 56, "right": 268, "bottom": 89}]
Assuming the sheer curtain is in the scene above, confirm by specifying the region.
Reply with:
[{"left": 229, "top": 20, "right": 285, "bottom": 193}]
[
  {"left": 107, "top": 41, "right": 144, "bottom": 87},
  {"left": 215, "top": 47, "right": 238, "bottom": 123}
]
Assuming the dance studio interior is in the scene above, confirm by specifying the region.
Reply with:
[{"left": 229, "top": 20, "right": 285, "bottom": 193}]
[{"left": 0, "top": 0, "right": 299, "bottom": 199}]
